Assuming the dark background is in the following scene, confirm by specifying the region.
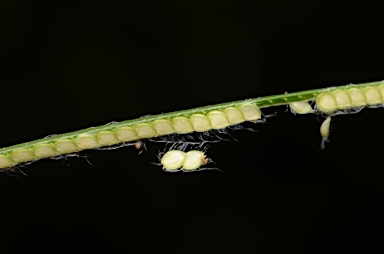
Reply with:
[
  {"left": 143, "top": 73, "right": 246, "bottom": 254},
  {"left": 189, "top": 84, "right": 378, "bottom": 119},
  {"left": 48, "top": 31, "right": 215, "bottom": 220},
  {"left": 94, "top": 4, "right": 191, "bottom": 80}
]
[{"left": 1, "top": 0, "right": 384, "bottom": 253}]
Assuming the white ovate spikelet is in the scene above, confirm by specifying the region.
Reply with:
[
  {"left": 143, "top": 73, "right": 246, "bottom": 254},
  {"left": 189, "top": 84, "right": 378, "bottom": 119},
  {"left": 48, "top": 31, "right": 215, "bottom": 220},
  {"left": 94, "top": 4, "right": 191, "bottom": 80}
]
[
  {"left": 320, "top": 116, "right": 332, "bottom": 150},
  {"left": 161, "top": 150, "right": 186, "bottom": 171},
  {"left": 289, "top": 101, "right": 313, "bottom": 114},
  {"left": 183, "top": 150, "right": 207, "bottom": 171}
]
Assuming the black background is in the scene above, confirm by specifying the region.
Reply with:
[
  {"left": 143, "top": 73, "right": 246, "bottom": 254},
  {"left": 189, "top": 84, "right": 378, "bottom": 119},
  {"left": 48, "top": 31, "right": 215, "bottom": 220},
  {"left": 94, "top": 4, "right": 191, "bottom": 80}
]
[{"left": 1, "top": 0, "right": 384, "bottom": 253}]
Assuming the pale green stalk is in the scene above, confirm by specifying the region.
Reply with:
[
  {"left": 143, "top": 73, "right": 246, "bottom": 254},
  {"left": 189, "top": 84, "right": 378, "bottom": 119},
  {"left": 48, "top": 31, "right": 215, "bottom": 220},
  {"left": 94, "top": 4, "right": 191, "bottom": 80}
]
[{"left": 0, "top": 80, "right": 383, "bottom": 170}]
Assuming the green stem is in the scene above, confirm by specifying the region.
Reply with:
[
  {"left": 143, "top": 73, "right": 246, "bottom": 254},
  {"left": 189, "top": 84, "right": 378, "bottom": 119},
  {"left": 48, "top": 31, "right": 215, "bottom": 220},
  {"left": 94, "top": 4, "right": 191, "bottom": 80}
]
[{"left": 1, "top": 80, "right": 383, "bottom": 170}]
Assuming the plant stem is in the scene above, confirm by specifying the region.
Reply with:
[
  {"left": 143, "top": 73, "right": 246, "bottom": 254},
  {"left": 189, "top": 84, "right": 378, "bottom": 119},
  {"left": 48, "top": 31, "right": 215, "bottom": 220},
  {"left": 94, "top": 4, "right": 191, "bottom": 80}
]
[{"left": 0, "top": 80, "right": 383, "bottom": 170}]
